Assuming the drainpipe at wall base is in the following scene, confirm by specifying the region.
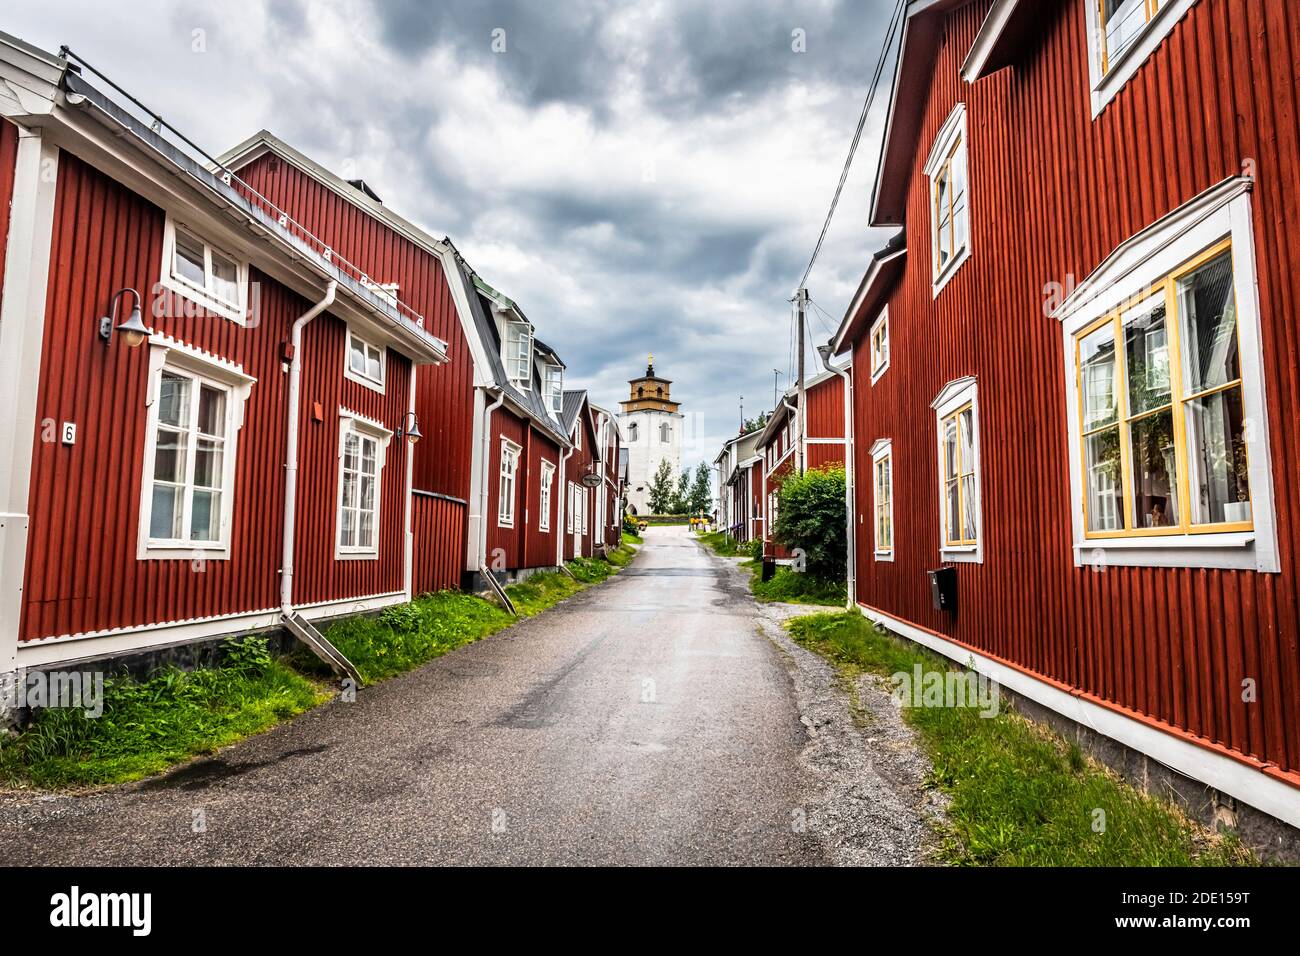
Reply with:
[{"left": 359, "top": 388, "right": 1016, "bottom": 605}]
[
  {"left": 281, "top": 281, "right": 337, "bottom": 615},
  {"left": 478, "top": 388, "right": 506, "bottom": 575},
  {"left": 819, "top": 343, "right": 855, "bottom": 612}
]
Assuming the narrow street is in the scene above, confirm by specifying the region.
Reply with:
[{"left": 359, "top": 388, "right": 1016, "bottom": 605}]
[{"left": 1, "top": 527, "right": 931, "bottom": 866}]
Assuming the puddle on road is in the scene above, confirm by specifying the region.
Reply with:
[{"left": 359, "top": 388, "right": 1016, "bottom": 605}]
[{"left": 138, "top": 744, "right": 331, "bottom": 791}]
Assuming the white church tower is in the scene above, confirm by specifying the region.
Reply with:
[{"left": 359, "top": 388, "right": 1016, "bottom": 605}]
[{"left": 618, "top": 355, "right": 683, "bottom": 515}]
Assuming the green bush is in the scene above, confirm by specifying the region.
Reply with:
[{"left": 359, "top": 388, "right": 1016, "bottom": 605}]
[
  {"left": 773, "top": 465, "right": 846, "bottom": 582},
  {"left": 746, "top": 538, "right": 763, "bottom": 560}
]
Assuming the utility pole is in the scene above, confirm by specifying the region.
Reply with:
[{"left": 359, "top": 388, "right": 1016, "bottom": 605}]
[
  {"left": 794, "top": 288, "right": 808, "bottom": 474},
  {"left": 772, "top": 369, "right": 781, "bottom": 412},
  {"left": 739, "top": 395, "right": 744, "bottom": 435}
]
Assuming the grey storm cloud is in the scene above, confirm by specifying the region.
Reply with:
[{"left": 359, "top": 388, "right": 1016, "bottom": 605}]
[{"left": 4, "top": 0, "right": 901, "bottom": 474}]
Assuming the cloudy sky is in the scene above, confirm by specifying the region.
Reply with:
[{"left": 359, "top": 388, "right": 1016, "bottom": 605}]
[{"left": 8, "top": 0, "right": 898, "bottom": 472}]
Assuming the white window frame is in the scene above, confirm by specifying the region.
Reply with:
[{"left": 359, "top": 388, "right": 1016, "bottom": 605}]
[
  {"left": 581, "top": 486, "right": 589, "bottom": 534},
  {"left": 566, "top": 482, "right": 576, "bottom": 533},
  {"left": 544, "top": 363, "right": 564, "bottom": 417},
  {"left": 1085, "top": 0, "right": 1195, "bottom": 118},
  {"left": 335, "top": 409, "right": 392, "bottom": 560},
  {"left": 574, "top": 425, "right": 582, "bottom": 452},
  {"left": 343, "top": 327, "right": 387, "bottom": 394},
  {"left": 539, "top": 460, "right": 555, "bottom": 532},
  {"left": 869, "top": 308, "right": 890, "bottom": 384},
  {"left": 923, "top": 104, "right": 971, "bottom": 297},
  {"left": 498, "top": 438, "right": 522, "bottom": 528},
  {"left": 503, "top": 318, "right": 533, "bottom": 391},
  {"left": 137, "top": 334, "right": 255, "bottom": 561},
  {"left": 159, "top": 217, "right": 250, "bottom": 325},
  {"left": 931, "top": 376, "right": 983, "bottom": 564},
  {"left": 1054, "top": 177, "right": 1277, "bottom": 572},
  {"left": 870, "top": 438, "right": 895, "bottom": 562}
]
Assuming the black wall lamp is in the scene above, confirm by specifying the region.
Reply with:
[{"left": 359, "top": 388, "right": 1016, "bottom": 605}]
[
  {"left": 397, "top": 411, "right": 422, "bottom": 445},
  {"left": 99, "top": 288, "right": 152, "bottom": 347}
]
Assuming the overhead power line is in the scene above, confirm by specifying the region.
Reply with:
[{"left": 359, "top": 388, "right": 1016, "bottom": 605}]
[{"left": 796, "top": 0, "right": 906, "bottom": 291}]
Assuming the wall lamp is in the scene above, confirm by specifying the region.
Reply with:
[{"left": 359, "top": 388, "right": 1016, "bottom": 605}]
[
  {"left": 99, "top": 288, "right": 152, "bottom": 348},
  {"left": 397, "top": 411, "right": 422, "bottom": 445}
]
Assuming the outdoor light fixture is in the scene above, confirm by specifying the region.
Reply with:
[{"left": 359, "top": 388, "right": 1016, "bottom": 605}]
[
  {"left": 398, "top": 411, "right": 422, "bottom": 445},
  {"left": 99, "top": 288, "right": 151, "bottom": 348}
]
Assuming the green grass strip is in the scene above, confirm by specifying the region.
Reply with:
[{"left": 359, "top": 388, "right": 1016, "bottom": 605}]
[{"left": 786, "top": 611, "right": 1254, "bottom": 867}]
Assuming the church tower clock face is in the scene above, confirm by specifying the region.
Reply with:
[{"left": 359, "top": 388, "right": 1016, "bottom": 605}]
[{"left": 617, "top": 354, "right": 684, "bottom": 515}]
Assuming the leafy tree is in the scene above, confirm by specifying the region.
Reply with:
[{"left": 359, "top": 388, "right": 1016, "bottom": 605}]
[
  {"left": 647, "top": 458, "right": 675, "bottom": 513},
  {"left": 773, "top": 465, "right": 846, "bottom": 582},
  {"left": 669, "top": 470, "right": 691, "bottom": 514},
  {"left": 687, "top": 463, "right": 712, "bottom": 514},
  {"left": 741, "top": 410, "right": 770, "bottom": 436}
]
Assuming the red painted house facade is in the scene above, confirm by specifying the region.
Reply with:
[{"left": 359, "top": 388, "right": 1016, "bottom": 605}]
[
  {"left": 756, "top": 368, "right": 847, "bottom": 557},
  {"left": 0, "top": 35, "right": 448, "bottom": 675},
  {"left": 589, "top": 403, "right": 624, "bottom": 552},
  {"left": 218, "top": 132, "right": 597, "bottom": 590},
  {"left": 833, "top": 0, "right": 1300, "bottom": 832}
]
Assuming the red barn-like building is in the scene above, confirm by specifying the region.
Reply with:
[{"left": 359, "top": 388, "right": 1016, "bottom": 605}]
[{"left": 832, "top": 0, "right": 1300, "bottom": 836}]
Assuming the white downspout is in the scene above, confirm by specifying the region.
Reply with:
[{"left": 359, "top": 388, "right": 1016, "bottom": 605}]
[
  {"left": 556, "top": 438, "right": 574, "bottom": 568},
  {"left": 819, "top": 344, "right": 855, "bottom": 612},
  {"left": 479, "top": 388, "right": 506, "bottom": 572},
  {"left": 281, "top": 281, "right": 337, "bottom": 614}
]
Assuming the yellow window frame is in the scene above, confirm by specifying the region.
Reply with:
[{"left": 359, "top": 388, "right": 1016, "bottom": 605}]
[
  {"left": 931, "top": 138, "right": 965, "bottom": 278},
  {"left": 874, "top": 452, "right": 893, "bottom": 553},
  {"left": 941, "top": 402, "right": 977, "bottom": 547},
  {"left": 1074, "top": 237, "right": 1251, "bottom": 540},
  {"left": 870, "top": 317, "right": 888, "bottom": 375},
  {"left": 1099, "top": 0, "right": 1164, "bottom": 74}
]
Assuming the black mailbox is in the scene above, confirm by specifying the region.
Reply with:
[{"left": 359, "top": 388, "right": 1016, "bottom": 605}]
[
  {"left": 761, "top": 557, "right": 776, "bottom": 582},
  {"left": 929, "top": 566, "right": 958, "bottom": 613}
]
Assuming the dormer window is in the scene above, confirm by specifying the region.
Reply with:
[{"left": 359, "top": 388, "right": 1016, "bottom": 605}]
[
  {"left": 1085, "top": 0, "right": 1190, "bottom": 117},
  {"left": 503, "top": 318, "right": 533, "bottom": 391},
  {"left": 545, "top": 363, "right": 564, "bottom": 416}
]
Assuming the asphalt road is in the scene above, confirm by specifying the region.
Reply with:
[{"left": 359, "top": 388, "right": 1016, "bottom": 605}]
[{"left": 2, "top": 526, "right": 826, "bottom": 866}]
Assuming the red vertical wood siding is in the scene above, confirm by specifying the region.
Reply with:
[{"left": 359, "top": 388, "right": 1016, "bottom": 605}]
[
  {"left": 848, "top": 0, "right": 1300, "bottom": 776},
  {"left": 412, "top": 493, "right": 466, "bottom": 593},
  {"left": 805, "top": 374, "right": 845, "bottom": 438},
  {"left": 526, "top": 429, "right": 563, "bottom": 568},
  {"left": 232, "top": 151, "right": 474, "bottom": 579},
  {"left": 0, "top": 119, "right": 19, "bottom": 312},
  {"left": 20, "top": 151, "right": 409, "bottom": 641},
  {"left": 486, "top": 408, "right": 528, "bottom": 568}
]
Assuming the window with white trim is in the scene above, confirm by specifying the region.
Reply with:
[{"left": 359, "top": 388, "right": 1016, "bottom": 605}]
[
  {"left": 581, "top": 487, "right": 588, "bottom": 534},
  {"left": 932, "top": 377, "right": 982, "bottom": 562},
  {"left": 539, "top": 460, "right": 555, "bottom": 532},
  {"left": 628, "top": 422, "right": 639, "bottom": 443},
  {"left": 344, "top": 329, "right": 386, "bottom": 392},
  {"left": 498, "top": 439, "right": 521, "bottom": 528},
  {"left": 870, "top": 309, "right": 890, "bottom": 383},
  {"left": 574, "top": 426, "right": 582, "bottom": 452},
  {"left": 503, "top": 319, "right": 533, "bottom": 391},
  {"left": 160, "top": 217, "right": 249, "bottom": 324},
  {"left": 924, "top": 104, "right": 970, "bottom": 296},
  {"left": 139, "top": 336, "right": 253, "bottom": 560},
  {"left": 1056, "top": 179, "right": 1276, "bottom": 572},
  {"left": 566, "top": 482, "right": 576, "bottom": 533},
  {"left": 1085, "top": 0, "right": 1191, "bottom": 117},
  {"left": 871, "top": 439, "right": 894, "bottom": 560},
  {"left": 545, "top": 363, "right": 564, "bottom": 416},
  {"left": 336, "top": 412, "right": 391, "bottom": 558}
]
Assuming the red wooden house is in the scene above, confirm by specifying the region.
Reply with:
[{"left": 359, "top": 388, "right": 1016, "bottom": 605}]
[
  {"left": 755, "top": 367, "right": 847, "bottom": 557},
  {"left": 0, "top": 34, "right": 448, "bottom": 677},
  {"left": 217, "top": 131, "right": 596, "bottom": 590},
  {"left": 713, "top": 431, "right": 764, "bottom": 544},
  {"left": 832, "top": 0, "right": 1300, "bottom": 835},
  {"left": 589, "top": 402, "right": 624, "bottom": 552}
]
